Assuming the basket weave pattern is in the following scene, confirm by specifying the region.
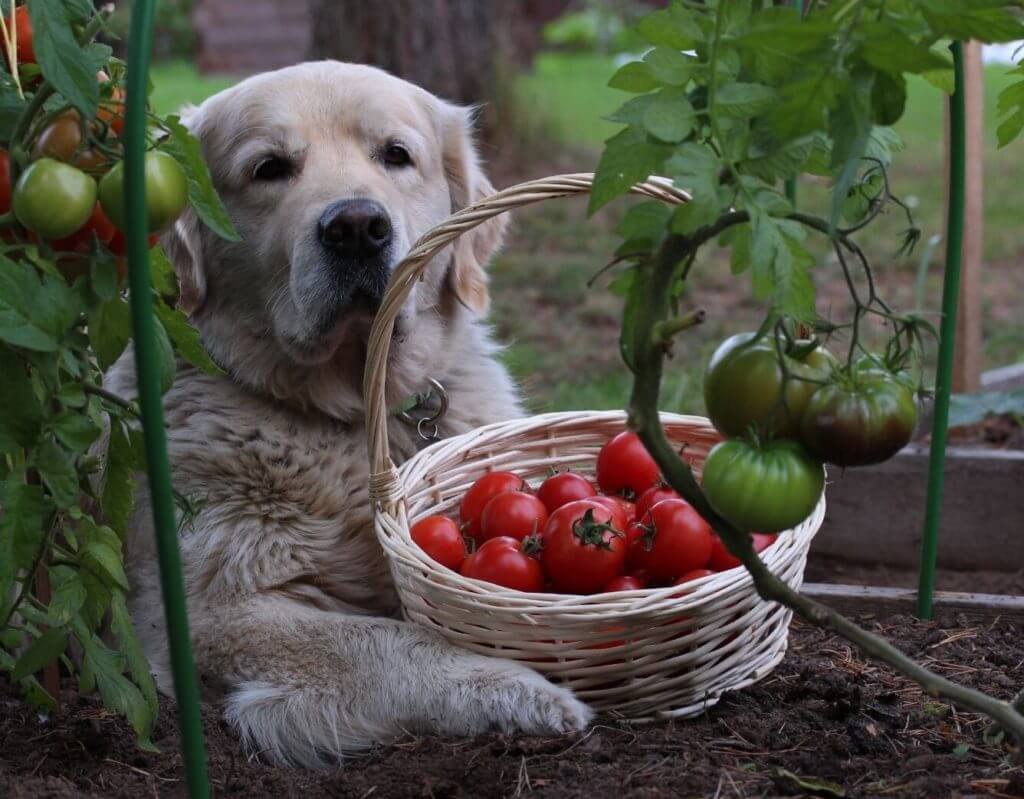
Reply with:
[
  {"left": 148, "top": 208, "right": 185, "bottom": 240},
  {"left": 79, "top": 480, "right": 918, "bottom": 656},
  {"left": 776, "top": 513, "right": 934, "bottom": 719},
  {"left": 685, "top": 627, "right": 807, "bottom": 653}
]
[{"left": 364, "top": 175, "right": 825, "bottom": 720}]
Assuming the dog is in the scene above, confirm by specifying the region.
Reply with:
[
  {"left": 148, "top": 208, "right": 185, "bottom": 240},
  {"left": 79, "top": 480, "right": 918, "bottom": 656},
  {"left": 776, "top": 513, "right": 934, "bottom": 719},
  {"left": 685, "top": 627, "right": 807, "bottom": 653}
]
[{"left": 104, "top": 61, "right": 591, "bottom": 768}]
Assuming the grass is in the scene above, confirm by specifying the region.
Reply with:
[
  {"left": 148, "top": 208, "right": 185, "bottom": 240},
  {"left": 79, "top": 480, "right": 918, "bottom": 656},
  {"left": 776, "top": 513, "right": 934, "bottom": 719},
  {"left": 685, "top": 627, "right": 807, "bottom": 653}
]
[{"left": 149, "top": 60, "right": 236, "bottom": 116}]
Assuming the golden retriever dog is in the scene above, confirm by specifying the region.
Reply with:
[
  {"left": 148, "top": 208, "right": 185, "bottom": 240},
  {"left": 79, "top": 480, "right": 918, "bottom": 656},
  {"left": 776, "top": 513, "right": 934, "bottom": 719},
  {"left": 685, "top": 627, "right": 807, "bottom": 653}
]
[{"left": 104, "top": 61, "right": 591, "bottom": 768}]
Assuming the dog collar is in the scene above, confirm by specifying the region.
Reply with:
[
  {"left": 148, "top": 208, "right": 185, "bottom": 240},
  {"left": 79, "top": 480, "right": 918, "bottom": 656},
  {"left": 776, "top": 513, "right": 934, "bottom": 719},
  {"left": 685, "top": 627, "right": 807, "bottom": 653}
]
[{"left": 394, "top": 378, "right": 448, "bottom": 443}]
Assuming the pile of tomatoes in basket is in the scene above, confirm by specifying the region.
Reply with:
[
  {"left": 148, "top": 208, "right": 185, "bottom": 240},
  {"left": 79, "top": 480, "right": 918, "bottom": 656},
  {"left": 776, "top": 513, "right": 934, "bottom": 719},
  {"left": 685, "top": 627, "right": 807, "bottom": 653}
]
[
  {"left": 411, "top": 431, "right": 777, "bottom": 594},
  {"left": 1, "top": 7, "right": 188, "bottom": 279}
]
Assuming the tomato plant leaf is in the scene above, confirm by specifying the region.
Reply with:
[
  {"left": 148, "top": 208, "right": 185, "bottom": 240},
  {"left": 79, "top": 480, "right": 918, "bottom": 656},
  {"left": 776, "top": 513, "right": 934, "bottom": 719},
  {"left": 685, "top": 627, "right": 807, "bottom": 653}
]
[
  {"left": 1, "top": 478, "right": 51, "bottom": 566},
  {"left": 162, "top": 115, "right": 241, "bottom": 242},
  {"left": 48, "top": 565, "right": 87, "bottom": 625},
  {"left": 154, "top": 298, "right": 222, "bottom": 376},
  {"left": 50, "top": 409, "right": 101, "bottom": 453},
  {"left": 28, "top": 0, "right": 99, "bottom": 118},
  {"left": 0, "top": 348, "right": 44, "bottom": 454},
  {"left": 608, "top": 61, "right": 659, "bottom": 93},
  {"left": 102, "top": 421, "right": 136, "bottom": 540},
  {"left": 90, "top": 251, "right": 119, "bottom": 302},
  {"left": 0, "top": 256, "right": 77, "bottom": 351},
  {"left": 643, "top": 47, "right": 693, "bottom": 87},
  {"left": 643, "top": 88, "right": 695, "bottom": 144},
  {"left": 149, "top": 247, "right": 180, "bottom": 301},
  {"left": 83, "top": 541, "right": 129, "bottom": 590},
  {"left": 34, "top": 437, "right": 79, "bottom": 508},
  {"left": 635, "top": 4, "right": 701, "bottom": 50},
  {"left": 615, "top": 201, "right": 671, "bottom": 243},
  {"left": 110, "top": 590, "right": 159, "bottom": 742},
  {"left": 11, "top": 627, "right": 67, "bottom": 682},
  {"left": 88, "top": 295, "right": 132, "bottom": 370},
  {"left": 716, "top": 82, "right": 777, "bottom": 118},
  {"left": 589, "top": 126, "right": 672, "bottom": 215},
  {"left": 920, "top": 2, "right": 1024, "bottom": 43}
]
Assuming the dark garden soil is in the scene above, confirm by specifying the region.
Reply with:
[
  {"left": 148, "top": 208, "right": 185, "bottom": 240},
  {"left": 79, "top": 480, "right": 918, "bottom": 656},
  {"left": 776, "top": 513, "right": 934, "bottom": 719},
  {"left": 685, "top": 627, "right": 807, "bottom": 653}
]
[{"left": 2, "top": 614, "right": 1021, "bottom": 799}]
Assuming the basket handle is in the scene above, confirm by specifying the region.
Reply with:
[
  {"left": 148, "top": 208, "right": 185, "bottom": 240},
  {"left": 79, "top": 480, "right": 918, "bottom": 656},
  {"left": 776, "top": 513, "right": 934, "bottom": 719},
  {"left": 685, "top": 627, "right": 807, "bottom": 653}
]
[{"left": 363, "top": 172, "right": 690, "bottom": 507}]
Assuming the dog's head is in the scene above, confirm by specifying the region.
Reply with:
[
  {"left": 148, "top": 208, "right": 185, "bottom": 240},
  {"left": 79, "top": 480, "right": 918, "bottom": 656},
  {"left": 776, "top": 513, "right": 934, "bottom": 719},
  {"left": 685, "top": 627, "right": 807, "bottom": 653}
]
[{"left": 164, "top": 61, "right": 505, "bottom": 413}]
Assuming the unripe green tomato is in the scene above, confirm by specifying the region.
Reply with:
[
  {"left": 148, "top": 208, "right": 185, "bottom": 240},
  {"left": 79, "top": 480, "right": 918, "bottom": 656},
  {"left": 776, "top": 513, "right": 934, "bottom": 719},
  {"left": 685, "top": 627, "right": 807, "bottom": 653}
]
[
  {"left": 13, "top": 158, "right": 97, "bottom": 239},
  {"left": 99, "top": 151, "right": 189, "bottom": 233}
]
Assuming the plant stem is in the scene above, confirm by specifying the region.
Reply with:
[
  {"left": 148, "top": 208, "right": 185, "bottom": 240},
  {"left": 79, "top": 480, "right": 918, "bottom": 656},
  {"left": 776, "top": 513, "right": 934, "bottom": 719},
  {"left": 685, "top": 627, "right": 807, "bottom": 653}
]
[
  {"left": 0, "top": 511, "right": 60, "bottom": 632},
  {"left": 83, "top": 382, "right": 141, "bottom": 417},
  {"left": 625, "top": 228, "right": 1024, "bottom": 746}
]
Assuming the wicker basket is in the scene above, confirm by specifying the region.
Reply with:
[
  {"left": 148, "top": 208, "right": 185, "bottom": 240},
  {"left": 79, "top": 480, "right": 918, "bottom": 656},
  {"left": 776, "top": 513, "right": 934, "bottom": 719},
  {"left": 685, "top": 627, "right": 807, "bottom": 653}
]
[{"left": 364, "top": 174, "right": 825, "bottom": 720}]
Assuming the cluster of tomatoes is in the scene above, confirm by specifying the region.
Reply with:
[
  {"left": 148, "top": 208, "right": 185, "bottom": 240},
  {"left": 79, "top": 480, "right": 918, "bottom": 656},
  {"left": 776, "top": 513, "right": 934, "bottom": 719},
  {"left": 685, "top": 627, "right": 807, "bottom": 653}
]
[
  {"left": 699, "top": 331, "right": 918, "bottom": 532},
  {"left": 411, "top": 431, "right": 777, "bottom": 594},
  {"left": 1, "top": 8, "right": 188, "bottom": 279}
]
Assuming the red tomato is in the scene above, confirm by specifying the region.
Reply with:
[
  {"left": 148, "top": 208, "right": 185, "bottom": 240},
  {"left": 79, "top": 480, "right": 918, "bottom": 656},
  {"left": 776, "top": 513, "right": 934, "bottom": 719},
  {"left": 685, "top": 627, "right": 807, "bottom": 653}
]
[
  {"left": 460, "top": 536, "right": 544, "bottom": 592},
  {"left": 107, "top": 229, "right": 159, "bottom": 256},
  {"left": 15, "top": 6, "right": 34, "bottom": 64},
  {"left": 410, "top": 515, "right": 467, "bottom": 571},
  {"left": 596, "top": 431, "right": 660, "bottom": 498},
  {"left": 585, "top": 495, "right": 632, "bottom": 532},
  {"left": 536, "top": 471, "right": 596, "bottom": 514},
  {"left": 458, "top": 471, "right": 528, "bottom": 541},
  {"left": 674, "top": 569, "right": 715, "bottom": 584},
  {"left": 480, "top": 490, "right": 548, "bottom": 544},
  {"left": 635, "top": 485, "right": 680, "bottom": 521},
  {"left": 0, "top": 150, "right": 9, "bottom": 214},
  {"left": 50, "top": 203, "right": 117, "bottom": 251},
  {"left": 625, "top": 521, "right": 646, "bottom": 548},
  {"left": 708, "top": 532, "right": 777, "bottom": 571},
  {"left": 603, "top": 574, "right": 647, "bottom": 592},
  {"left": 541, "top": 500, "right": 627, "bottom": 593},
  {"left": 627, "top": 499, "right": 713, "bottom": 582}
]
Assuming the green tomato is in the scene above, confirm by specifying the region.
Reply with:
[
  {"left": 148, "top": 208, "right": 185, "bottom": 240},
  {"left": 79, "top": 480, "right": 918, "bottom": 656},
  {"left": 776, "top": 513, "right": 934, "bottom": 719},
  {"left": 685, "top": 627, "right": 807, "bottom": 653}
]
[
  {"left": 12, "top": 158, "right": 96, "bottom": 239},
  {"left": 99, "top": 151, "right": 189, "bottom": 233},
  {"left": 701, "top": 438, "right": 824, "bottom": 533},
  {"left": 854, "top": 352, "right": 919, "bottom": 392},
  {"left": 704, "top": 332, "right": 838, "bottom": 438},
  {"left": 800, "top": 374, "right": 918, "bottom": 467}
]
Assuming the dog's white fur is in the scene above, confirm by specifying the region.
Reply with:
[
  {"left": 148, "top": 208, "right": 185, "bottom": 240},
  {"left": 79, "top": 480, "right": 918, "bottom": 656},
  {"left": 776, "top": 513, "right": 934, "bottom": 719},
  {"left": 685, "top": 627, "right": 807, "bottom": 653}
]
[{"left": 104, "top": 62, "right": 591, "bottom": 768}]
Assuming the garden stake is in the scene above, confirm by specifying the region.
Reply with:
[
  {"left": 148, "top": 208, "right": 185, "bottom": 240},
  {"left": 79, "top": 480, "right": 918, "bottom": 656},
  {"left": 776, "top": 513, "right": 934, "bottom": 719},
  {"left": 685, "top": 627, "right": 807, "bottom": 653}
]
[
  {"left": 125, "top": 0, "right": 211, "bottom": 795},
  {"left": 917, "top": 41, "right": 966, "bottom": 620}
]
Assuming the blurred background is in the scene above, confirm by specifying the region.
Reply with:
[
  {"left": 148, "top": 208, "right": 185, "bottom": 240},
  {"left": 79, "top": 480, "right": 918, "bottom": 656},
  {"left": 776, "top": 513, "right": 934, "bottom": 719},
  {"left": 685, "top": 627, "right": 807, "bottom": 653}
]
[{"left": 111, "top": 0, "right": 1023, "bottom": 439}]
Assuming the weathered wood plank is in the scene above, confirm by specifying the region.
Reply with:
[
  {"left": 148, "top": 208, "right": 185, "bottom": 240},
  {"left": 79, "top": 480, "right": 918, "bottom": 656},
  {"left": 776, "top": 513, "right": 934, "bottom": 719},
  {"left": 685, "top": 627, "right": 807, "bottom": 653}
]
[{"left": 803, "top": 582, "right": 1024, "bottom": 623}]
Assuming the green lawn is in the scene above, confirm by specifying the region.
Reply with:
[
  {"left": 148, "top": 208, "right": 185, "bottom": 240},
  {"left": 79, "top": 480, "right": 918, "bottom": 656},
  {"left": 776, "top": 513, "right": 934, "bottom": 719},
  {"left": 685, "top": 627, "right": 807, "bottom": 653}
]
[{"left": 149, "top": 60, "right": 236, "bottom": 116}]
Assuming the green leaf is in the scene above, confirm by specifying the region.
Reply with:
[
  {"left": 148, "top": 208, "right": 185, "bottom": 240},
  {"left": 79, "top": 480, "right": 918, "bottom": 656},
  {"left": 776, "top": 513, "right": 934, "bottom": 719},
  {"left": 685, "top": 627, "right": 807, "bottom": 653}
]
[
  {"left": 841, "top": 172, "right": 884, "bottom": 225},
  {"left": 749, "top": 214, "right": 815, "bottom": 320},
  {"left": 871, "top": 71, "right": 907, "bottom": 127},
  {"left": 60, "top": 0, "right": 95, "bottom": 22},
  {"left": 90, "top": 251, "right": 119, "bottom": 302},
  {"left": 110, "top": 590, "right": 159, "bottom": 745},
  {"left": 829, "top": 73, "right": 874, "bottom": 227},
  {"left": 726, "top": 224, "right": 753, "bottom": 275},
  {"left": 28, "top": 0, "right": 99, "bottom": 118},
  {"left": 11, "top": 628, "right": 67, "bottom": 682},
  {"left": 149, "top": 247, "right": 180, "bottom": 300},
  {"left": 864, "top": 126, "right": 904, "bottom": 165},
  {"left": 607, "top": 94, "right": 653, "bottom": 127},
  {"left": 589, "top": 127, "right": 672, "bottom": 215},
  {"left": 921, "top": 2, "right": 1024, "bottom": 43},
  {"left": 857, "top": 24, "right": 953, "bottom": 75},
  {"left": 922, "top": 68, "right": 956, "bottom": 94},
  {"left": 770, "top": 70, "right": 841, "bottom": 139},
  {"left": 50, "top": 410, "right": 101, "bottom": 453},
  {"left": 608, "top": 61, "right": 659, "bottom": 93},
  {"left": 55, "top": 381, "right": 86, "bottom": 409},
  {"left": 0, "top": 84, "right": 26, "bottom": 141},
  {"left": 997, "top": 109, "right": 1024, "bottom": 149},
  {"left": 642, "top": 88, "right": 695, "bottom": 143},
  {"left": 153, "top": 299, "right": 221, "bottom": 377},
  {"left": 643, "top": 47, "right": 693, "bottom": 87},
  {"left": 615, "top": 201, "right": 671, "bottom": 243},
  {"left": 83, "top": 541, "right": 129, "bottom": 590},
  {"left": 88, "top": 295, "right": 132, "bottom": 370},
  {"left": 635, "top": 5, "right": 701, "bottom": 50},
  {"left": 48, "top": 565, "right": 87, "bottom": 625},
  {"left": 102, "top": 422, "right": 136, "bottom": 539},
  {"left": 0, "top": 255, "right": 80, "bottom": 351},
  {"left": 716, "top": 82, "right": 777, "bottom": 118},
  {"left": 0, "top": 479, "right": 51, "bottom": 565},
  {"left": 0, "top": 347, "right": 44, "bottom": 454},
  {"left": 162, "top": 116, "right": 241, "bottom": 242},
  {"left": 666, "top": 143, "right": 722, "bottom": 234},
  {"left": 35, "top": 437, "right": 79, "bottom": 507}
]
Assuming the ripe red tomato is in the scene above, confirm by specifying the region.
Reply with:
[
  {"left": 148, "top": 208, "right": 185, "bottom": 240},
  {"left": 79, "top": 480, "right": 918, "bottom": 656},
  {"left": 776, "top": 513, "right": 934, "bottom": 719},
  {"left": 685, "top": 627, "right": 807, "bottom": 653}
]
[
  {"left": 596, "top": 431, "right": 660, "bottom": 498},
  {"left": 50, "top": 203, "right": 117, "bottom": 251},
  {"left": 604, "top": 574, "right": 647, "bottom": 591},
  {"left": 542, "top": 500, "right": 627, "bottom": 593},
  {"left": 627, "top": 498, "right": 713, "bottom": 582},
  {"left": 674, "top": 569, "right": 715, "bottom": 584},
  {"left": 708, "top": 532, "right": 778, "bottom": 571},
  {"left": 15, "top": 6, "right": 33, "bottom": 64},
  {"left": 460, "top": 536, "right": 544, "bottom": 592},
  {"left": 635, "top": 485, "right": 679, "bottom": 521},
  {"left": 459, "top": 471, "right": 528, "bottom": 541},
  {"left": 97, "top": 71, "right": 126, "bottom": 136},
  {"left": 536, "top": 471, "right": 596, "bottom": 514},
  {"left": 585, "top": 495, "right": 632, "bottom": 531},
  {"left": 107, "top": 229, "right": 159, "bottom": 256},
  {"left": 410, "top": 515, "right": 467, "bottom": 571},
  {"left": 480, "top": 490, "right": 548, "bottom": 544}
]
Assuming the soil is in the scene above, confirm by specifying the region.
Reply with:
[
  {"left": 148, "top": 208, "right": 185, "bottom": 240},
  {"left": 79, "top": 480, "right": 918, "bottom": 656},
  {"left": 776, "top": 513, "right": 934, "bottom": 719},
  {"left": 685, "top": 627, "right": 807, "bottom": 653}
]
[
  {"left": 945, "top": 414, "right": 1024, "bottom": 451},
  {"left": 2, "top": 615, "right": 1021, "bottom": 799}
]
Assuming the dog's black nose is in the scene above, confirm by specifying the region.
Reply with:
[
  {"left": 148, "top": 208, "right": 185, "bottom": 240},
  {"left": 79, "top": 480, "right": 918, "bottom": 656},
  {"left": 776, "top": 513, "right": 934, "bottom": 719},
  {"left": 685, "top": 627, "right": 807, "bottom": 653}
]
[{"left": 318, "top": 198, "right": 392, "bottom": 258}]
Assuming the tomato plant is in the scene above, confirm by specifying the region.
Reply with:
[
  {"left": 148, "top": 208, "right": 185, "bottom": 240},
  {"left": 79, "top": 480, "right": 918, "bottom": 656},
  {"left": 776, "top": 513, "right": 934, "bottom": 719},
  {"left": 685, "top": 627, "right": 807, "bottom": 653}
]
[
  {"left": 542, "top": 500, "right": 626, "bottom": 593},
  {"left": 596, "top": 431, "right": 660, "bottom": 497},
  {"left": 627, "top": 498, "right": 713, "bottom": 582},
  {"left": 99, "top": 151, "right": 189, "bottom": 233},
  {"left": 459, "top": 471, "right": 528, "bottom": 541},
  {"left": 536, "top": 471, "right": 596, "bottom": 514},
  {"left": 13, "top": 158, "right": 96, "bottom": 238},
  {"left": 460, "top": 537, "right": 544, "bottom": 592},
  {"left": 410, "top": 516, "right": 467, "bottom": 571},
  {"left": 701, "top": 439, "right": 823, "bottom": 533},
  {"left": 480, "top": 490, "right": 548, "bottom": 543}
]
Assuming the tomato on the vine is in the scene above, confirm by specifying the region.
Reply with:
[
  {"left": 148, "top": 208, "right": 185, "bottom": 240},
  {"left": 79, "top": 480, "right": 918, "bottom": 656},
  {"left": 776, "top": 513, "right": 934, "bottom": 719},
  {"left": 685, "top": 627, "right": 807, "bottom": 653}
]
[
  {"left": 586, "top": 494, "right": 634, "bottom": 530},
  {"left": 460, "top": 536, "right": 544, "bottom": 592},
  {"left": 480, "top": 490, "right": 548, "bottom": 543},
  {"left": 31, "top": 109, "right": 85, "bottom": 163},
  {"left": 542, "top": 500, "right": 626, "bottom": 594},
  {"left": 635, "top": 485, "right": 679, "bottom": 521},
  {"left": 596, "top": 431, "right": 660, "bottom": 497},
  {"left": 704, "top": 332, "right": 837, "bottom": 438},
  {"left": 410, "top": 515, "right": 467, "bottom": 572},
  {"left": 627, "top": 498, "right": 713, "bottom": 582},
  {"left": 800, "top": 373, "right": 917, "bottom": 467},
  {"left": 459, "top": 471, "right": 528, "bottom": 541},
  {"left": 536, "top": 471, "right": 596, "bottom": 514},
  {"left": 707, "top": 532, "right": 778, "bottom": 571},
  {"left": 50, "top": 203, "right": 117, "bottom": 252},
  {"left": 97, "top": 71, "right": 126, "bottom": 136},
  {"left": 13, "top": 158, "right": 97, "bottom": 239},
  {"left": 99, "top": 151, "right": 189, "bottom": 233},
  {"left": 107, "top": 229, "right": 159, "bottom": 256},
  {"left": 14, "top": 6, "right": 34, "bottom": 64},
  {"left": 702, "top": 439, "right": 823, "bottom": 533}
]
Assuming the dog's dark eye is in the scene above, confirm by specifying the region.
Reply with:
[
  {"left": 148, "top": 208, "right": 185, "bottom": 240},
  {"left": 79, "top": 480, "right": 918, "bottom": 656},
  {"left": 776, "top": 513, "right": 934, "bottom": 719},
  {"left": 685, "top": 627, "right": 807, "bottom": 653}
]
[
  {"left": 383, "top": 143, "right": 412, "bottom": 168},
  {"left": 253, "top": 155, "right": 293, "bottom": 182}
]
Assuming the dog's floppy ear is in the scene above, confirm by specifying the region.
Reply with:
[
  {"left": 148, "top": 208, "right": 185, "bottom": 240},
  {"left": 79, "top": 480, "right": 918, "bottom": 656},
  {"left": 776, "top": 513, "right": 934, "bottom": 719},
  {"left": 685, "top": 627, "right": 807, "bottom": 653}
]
[
  {"left": 161, "top": 210, "right": 206, "bottom": 316},
  {"left": 441, "top": 104, "right": 506, "bottom": 315}
]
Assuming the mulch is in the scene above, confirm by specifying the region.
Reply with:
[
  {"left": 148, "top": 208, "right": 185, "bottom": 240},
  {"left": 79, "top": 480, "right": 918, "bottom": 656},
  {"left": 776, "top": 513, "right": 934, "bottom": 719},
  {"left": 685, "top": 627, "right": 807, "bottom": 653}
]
[{"left": 2, "top": 613, "right": 1022, "bottom": 798}]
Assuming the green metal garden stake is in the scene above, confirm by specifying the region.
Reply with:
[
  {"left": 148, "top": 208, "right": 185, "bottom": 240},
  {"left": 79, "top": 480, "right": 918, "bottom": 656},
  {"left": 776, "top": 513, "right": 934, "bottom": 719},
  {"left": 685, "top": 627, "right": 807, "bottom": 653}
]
[
  {"left": 125, "top": 1, "right": 211, "bottom": 795},
  {"left": 917, "top": 41, "right": 966, "bottom": 620}
]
